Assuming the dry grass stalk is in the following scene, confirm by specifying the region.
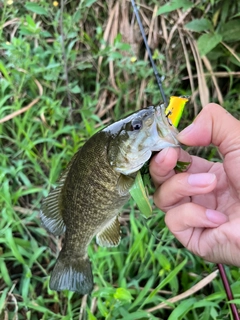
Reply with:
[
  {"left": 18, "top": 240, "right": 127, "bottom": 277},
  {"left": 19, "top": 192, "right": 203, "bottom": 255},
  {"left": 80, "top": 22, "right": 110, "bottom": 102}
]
[
  {"left": 186, "top": 31, "right": 209, "bottom": 107},
  {"left": 202, "top": 56, "right": 223, "bottom": 105},
  {"left": 146, "top": 269, "right": 219, "bottom": 312},
  {"left": 178, "top": 28, "right": 198, "bottom": 116},
  {"left": 221, "top": 41, "right": 240, "bottom": 63},
  {"left": 139, "top": 5, "right": 159, "bottom": 108},
  {"left": 96, "top": 0, "right": 143, "bottom": 113},
  {"left": 182, "top": 72, "right": 240, "bottom": 79},
  {"left": 166, "top": 6, "right": 194, "bottom": 52},
  {"left": 79, "top": 294, "right": 88, "bottom": 320}
]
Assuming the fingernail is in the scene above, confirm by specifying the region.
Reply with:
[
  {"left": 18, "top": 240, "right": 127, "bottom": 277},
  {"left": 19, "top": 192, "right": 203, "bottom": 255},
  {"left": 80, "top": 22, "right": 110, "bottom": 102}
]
[
  {"left": 154, "top": 147, "right": 170, "bottom": 164},
  {"left": 206, "top": 209, "right": 228, "bottom": 224},
  {"left": 178, "top": 123, "right": 194, "bottom": 138},
  {"left": 188, "top": 173, "right": 216, "bottom": 187}
]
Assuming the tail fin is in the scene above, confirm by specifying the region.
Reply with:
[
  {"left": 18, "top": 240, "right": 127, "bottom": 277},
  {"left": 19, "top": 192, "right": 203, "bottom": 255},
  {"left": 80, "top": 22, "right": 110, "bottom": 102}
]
[{"left": 49, "top": 252, "right": 93, "bottom": 295}]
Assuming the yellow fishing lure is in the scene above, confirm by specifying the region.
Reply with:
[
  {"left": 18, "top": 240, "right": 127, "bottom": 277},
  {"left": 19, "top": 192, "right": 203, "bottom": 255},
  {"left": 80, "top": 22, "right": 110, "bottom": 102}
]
[{"left": 165, "top": 96, "right": 189, "bottom": 127}]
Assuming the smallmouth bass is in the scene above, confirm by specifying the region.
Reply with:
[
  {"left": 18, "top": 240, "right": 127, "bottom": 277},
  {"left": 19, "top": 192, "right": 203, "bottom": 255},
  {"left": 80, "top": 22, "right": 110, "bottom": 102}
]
[{"left": 40, "top": 104, "right": 179, "bottom": 294}]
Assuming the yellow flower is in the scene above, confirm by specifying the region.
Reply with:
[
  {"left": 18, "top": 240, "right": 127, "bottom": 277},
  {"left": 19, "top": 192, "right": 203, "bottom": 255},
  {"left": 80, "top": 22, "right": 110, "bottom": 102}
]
[
  {"left": 53, "top": 1, "right": 58, "bottom": 6},
  {"left": 130, "top": 56, "right": 137, "bottom": 63},
  {"left": 7, "top": 0, "right": 13, "bottom": 5}
]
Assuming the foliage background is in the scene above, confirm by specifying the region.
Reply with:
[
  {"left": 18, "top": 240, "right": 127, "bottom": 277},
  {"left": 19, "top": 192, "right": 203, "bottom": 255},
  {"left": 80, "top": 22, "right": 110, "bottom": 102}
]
[{"left": 0, "top": 0, "right": 240, "bottom": 319}]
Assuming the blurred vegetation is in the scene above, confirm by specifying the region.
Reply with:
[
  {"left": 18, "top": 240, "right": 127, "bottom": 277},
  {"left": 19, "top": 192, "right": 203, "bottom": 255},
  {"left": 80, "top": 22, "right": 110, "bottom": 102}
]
[{"left": 0, "top": 0, "right": 240, "bottom": 319}]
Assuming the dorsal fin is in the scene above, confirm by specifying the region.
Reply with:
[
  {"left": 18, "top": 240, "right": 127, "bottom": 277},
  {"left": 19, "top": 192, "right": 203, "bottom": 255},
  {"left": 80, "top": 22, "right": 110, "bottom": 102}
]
[{"left": 40, "top": 152, "right": 78, "bottom": 236}]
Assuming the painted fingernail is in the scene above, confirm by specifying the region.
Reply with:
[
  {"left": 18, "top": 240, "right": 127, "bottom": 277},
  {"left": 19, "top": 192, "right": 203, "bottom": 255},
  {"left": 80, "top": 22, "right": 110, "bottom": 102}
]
[
  {"left": 178, "top": 123, "right": 194, "bottom": 138},
  {"left": 206, "top": 209, "right": 228, "bottom": 224},
  {"left": 188, "top": 173, "right": 216, "bottom": 187},
  {"left": 154, "top": 147, "right": 170, "bottom": 164}
]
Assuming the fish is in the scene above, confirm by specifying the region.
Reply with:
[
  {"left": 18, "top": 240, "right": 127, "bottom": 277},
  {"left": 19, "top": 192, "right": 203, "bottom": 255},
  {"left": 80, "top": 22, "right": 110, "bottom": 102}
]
[{"left": 40, "top": 104, "right": 179, "bottom": 295}]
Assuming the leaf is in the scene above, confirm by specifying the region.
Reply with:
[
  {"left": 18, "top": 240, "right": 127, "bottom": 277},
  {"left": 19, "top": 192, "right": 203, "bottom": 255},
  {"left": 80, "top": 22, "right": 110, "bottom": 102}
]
[
  {"left": 108, "top": 51, "right": 123, "bottom": 60},
  {"left": 129, "top": 171, "right": 152, "bottom": 219},
  {"left": 175, "top": 161, "right": 191, "bottom": 172},
  {"left": 120, "top": 311, "right": 152, "bottom": 320},
  {"left": 197, "top": 33, "right": 222, "bottom": 57},
  {"left": 0, "top": 60, "right": 11, "bottom": 82},
  {"left": 185, "top": 18, "right": 213, "bottom": 33},
  {"left": 26, "top": 14, "right": 37, "bottom": 28},
  {"left": 229, "top": 55, "right": 240, "bottom": 67},
  {"left": 149, "top": 258, "right": 188, "bottom": 298},
  {"left": 86, "top": 310, "right": 97, "bottom": 320},
  {"left": 0, "top": 259, "right": 12, "bottom": 286},
  {"left": 5, "top": 229, "right": 25, "bottom": 264},
  {"left": 156, "top": 0, "right": 193, "bottom": 15},
  {"left": 114, "top": 288, "right": 133, "bottom": 302},
  {"left": 71, "top": 85, "right": 81, "bottom": 94},
  {"left": 129, "top": 276, "right": 155, "bottom": 310},
  {"left": 77, "top": 63, "right": 92, "bottom": 70},
  {"left": 219, "top": 20, "right": 240, "bottom": 42},
  {"left": 25, "top": 2, "right": 48, "bottom": 16},
  {"left": 168, "top": 298, "right": 196, "bottom": 319},
  {"left": 20, "top": 27, "right": 35, "bottom": 36},
  {"left": 85, "top": 0, "right": 98, "bottom": 7},
  {"left": 0, "top": 288, "right": 8, "bottom": 311}
]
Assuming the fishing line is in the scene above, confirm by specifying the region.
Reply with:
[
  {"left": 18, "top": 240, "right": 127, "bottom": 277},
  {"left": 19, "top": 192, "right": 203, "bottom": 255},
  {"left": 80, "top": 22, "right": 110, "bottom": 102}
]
[
  {"left": 131, "top": 2, "right": 239, "bottom": 319},
  {"left": 131, "top": 0, "right": 167, "bottom": 106},
  {"left": 140, "top": 215, "right": 162, "bottom": 242}
]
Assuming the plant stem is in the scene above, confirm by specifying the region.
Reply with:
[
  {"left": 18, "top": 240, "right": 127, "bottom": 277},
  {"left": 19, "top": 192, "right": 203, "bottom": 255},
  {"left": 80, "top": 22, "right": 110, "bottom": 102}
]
[{"left": 217, "top": 264, "right": 240, "bottom": 320}]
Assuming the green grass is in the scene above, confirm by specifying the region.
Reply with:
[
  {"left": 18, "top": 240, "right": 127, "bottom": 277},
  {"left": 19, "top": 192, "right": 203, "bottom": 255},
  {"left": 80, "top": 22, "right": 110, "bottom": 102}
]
[{"left": 1, "top": 0, "right": 240, "bottom": 319}]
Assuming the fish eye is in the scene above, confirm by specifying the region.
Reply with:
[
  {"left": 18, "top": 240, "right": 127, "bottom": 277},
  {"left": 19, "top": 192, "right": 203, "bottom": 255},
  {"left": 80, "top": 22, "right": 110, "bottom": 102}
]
[{"left": 131, "top": 119, "right": 142, "bottom": 131}]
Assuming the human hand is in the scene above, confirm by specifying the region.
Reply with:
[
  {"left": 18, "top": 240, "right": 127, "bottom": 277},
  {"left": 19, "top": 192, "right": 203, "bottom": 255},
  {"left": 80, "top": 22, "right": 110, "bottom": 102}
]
[{"left": 150, "top": 103, "right": 240, "bottom": 266}]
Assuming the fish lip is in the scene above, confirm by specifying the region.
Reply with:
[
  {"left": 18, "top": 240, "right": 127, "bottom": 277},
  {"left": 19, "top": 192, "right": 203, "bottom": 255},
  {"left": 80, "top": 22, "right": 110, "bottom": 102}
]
[{"left": 154, "top": 104, "right": 180, "bottom": 146}]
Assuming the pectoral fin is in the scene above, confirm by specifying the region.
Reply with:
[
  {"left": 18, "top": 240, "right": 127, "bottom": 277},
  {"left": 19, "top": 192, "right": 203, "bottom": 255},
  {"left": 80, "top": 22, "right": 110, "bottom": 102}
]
[
  {"left": 96, "top": 217, "right": 121, "bottom": 247},
  {"left": 117, "top": 174, "right": 135, "bottom": 196},
  {"left": 40, "top": 184, "right": 66, "bottom": 236}
]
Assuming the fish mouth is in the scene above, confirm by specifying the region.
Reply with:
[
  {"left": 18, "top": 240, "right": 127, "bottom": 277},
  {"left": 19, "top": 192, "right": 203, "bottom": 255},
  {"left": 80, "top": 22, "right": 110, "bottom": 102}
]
[{"left": 153, "top": 104, "right": 179, "bottom": 148}]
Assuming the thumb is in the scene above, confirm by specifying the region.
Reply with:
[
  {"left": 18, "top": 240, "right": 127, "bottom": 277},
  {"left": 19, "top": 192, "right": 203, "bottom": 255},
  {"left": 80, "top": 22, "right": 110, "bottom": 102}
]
[{"left": 178, "top": 103, "right": 240, "bottom": 157}]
